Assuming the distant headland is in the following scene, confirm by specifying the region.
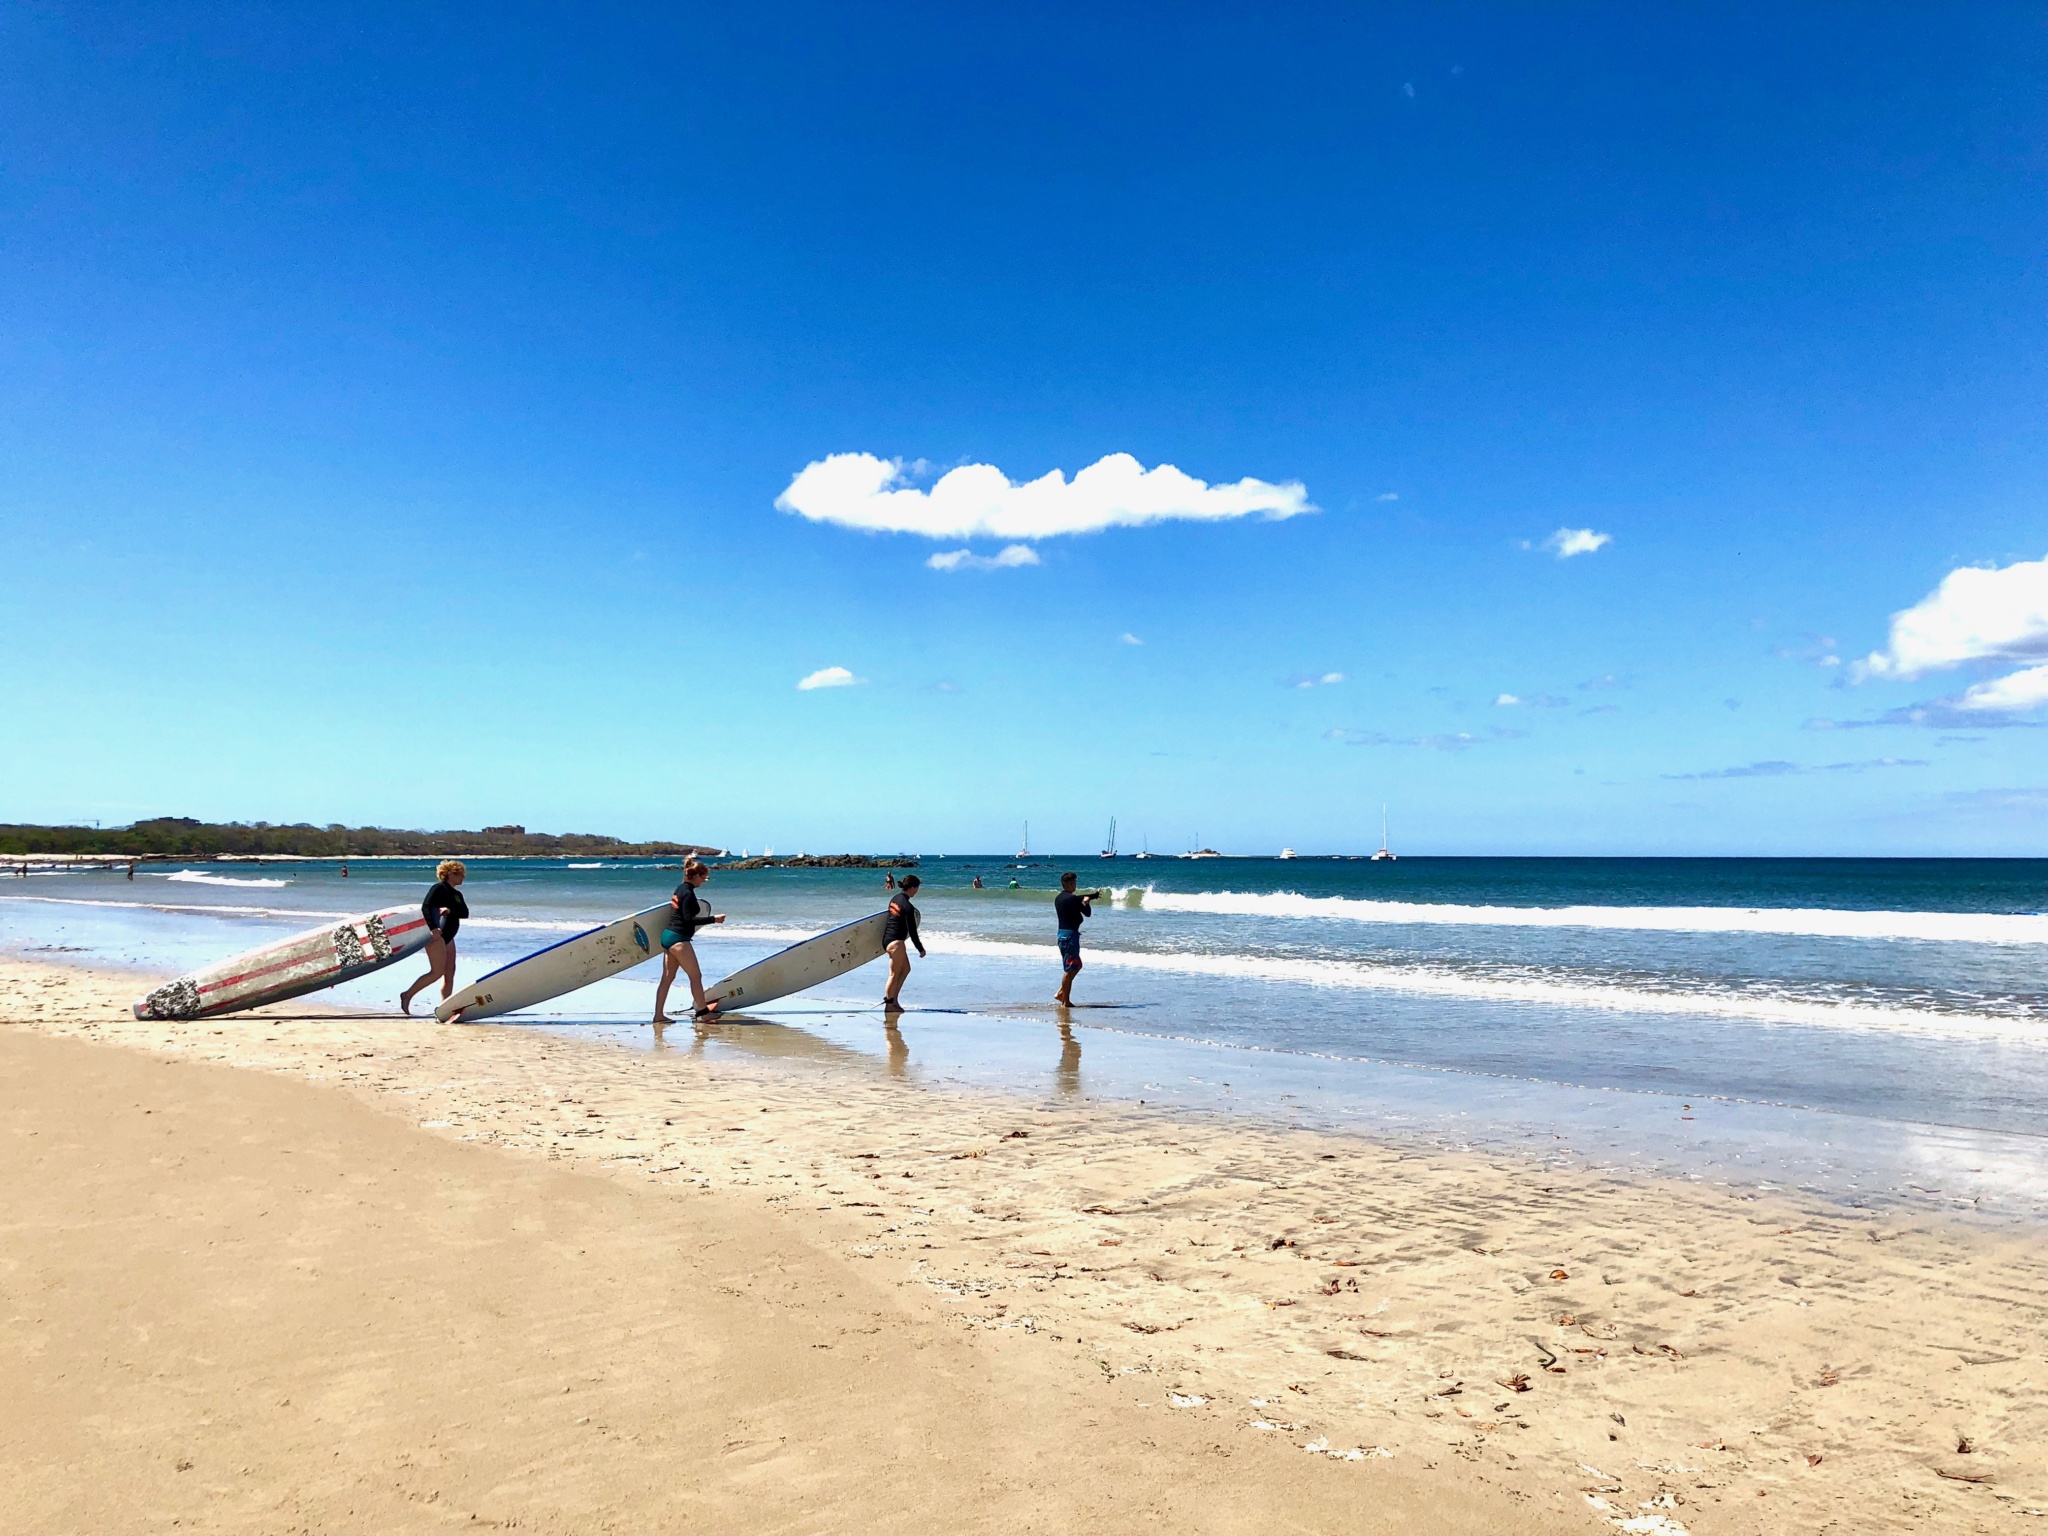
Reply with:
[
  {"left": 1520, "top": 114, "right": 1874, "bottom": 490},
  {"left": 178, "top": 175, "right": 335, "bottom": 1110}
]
[{"left": 0, "top": 818, "right": 724, "bottom": 861}]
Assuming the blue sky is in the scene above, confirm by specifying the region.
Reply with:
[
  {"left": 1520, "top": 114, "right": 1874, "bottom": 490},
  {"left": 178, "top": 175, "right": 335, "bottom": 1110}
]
[{"left": 2, "top": 3, "right": 2044, "bottom": 854}]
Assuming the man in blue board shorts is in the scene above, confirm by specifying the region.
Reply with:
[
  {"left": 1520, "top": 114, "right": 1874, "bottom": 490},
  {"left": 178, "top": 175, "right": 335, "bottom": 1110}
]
[{"left": 1053, "top": 871, "right": 1100, "bottom": 1007}]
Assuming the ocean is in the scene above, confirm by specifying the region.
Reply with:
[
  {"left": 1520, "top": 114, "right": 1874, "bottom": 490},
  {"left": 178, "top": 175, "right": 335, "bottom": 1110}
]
[{"left": 6, "top": 854, "right": 2046, "bottom": 1219}]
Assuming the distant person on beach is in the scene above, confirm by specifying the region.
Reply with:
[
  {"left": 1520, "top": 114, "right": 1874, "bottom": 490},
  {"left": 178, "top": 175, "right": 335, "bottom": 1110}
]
[
  {"left": 885, "top": 873, "right": 895, "bottom": 890},
  {"left": 882, "top": 874, "right": 924, "bottom": 1010},
  {"left": 400, "top": 860, "right": 469, "bottom": 1014},
  {"left": 126, "top": 862, "right": 134, "bottom": 881},
  {"left": 972, "top": 874, "right": 984, "bottom": 889},
  {"left": 653, "top": 859, "right": 725, "bottom": 1023},
  {"left": 1053, "top": 871, "right": 1099, "bottom": 1006},
  {"left": 341, "top": 860, "right": 349, "bottom": 878}
]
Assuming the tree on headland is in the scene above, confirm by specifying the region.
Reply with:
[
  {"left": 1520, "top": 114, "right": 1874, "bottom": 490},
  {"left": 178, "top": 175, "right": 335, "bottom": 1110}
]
[{"left": 0, "top": 818, "right": 723, "bottom": 859}]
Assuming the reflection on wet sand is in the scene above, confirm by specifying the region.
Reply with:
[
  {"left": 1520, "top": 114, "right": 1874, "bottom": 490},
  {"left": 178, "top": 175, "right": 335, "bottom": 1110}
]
[
  {"left": 656, "top": 1012, "right": 910, "bottom": 1077},
  {"left": 1056, "top": 1016, "right": 1082, "bottom": 1097}
]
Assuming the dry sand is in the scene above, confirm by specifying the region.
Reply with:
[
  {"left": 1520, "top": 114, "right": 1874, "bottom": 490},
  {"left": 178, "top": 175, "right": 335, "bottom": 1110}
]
[{"left": 4, "top": 957, "right": 2045, "bottom": 1534}]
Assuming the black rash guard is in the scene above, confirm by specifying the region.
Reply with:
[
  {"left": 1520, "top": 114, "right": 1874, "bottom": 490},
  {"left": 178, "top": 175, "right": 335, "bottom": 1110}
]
[
  {"left": 423, "top": 881, "right": 469, "bottom": 940},
  {"left": 669, "top": 882, "right": 715, "bottom": 940},
  {"left": 1054, "top": 890, "right": 1093, "bottom": 931},
  {"left": 883, "top": 892, "right": 924, "bottom": 954}
]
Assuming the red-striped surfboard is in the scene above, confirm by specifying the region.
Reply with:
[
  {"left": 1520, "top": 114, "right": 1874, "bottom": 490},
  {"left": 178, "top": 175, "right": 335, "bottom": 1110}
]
[{"left": 132, "top": 908, "right": 433, "bottom": 1020}]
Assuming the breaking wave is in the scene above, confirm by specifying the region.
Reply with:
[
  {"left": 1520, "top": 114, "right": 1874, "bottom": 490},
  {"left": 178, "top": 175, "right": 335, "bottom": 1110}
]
[{"left": 1122, "top": 888, "right": 2048, "bottom": 946}]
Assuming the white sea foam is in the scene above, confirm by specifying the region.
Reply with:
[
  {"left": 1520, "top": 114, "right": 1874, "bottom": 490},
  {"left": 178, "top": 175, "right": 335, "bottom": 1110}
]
[
  {"left": 924, "top": 934, "right": 2048, "bottom": 1044},
  {"left": 0, "top": 894, "right": 586, "bottom": 932},
  {"left": 1124, "top": 888, "right": 2048, "bottom": 946},
  {"left": 162, "top": 871, "right": 291, "bottom": 889}
]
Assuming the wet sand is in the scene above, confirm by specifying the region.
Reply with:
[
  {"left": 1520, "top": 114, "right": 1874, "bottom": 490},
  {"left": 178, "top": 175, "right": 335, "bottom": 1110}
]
[{"left": 4, "top": 957, "right": 2045, "bottom": 1534}]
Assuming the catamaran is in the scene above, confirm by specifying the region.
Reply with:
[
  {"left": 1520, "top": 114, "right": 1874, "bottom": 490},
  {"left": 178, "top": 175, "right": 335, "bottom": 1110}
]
[{"left": 1372, "top": 806, "right": 1396, "bottom": 861}]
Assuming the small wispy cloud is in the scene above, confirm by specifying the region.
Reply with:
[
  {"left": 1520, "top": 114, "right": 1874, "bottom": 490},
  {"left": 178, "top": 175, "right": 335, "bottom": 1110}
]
[
  {"left": 1119, "top": 632, "right": 1143, "bottom": 647},
  {"left": 1665, "top": 757, "right": 1929, "bottom": 781},
  {"left": 1771, "top": 633, "right": 1841, "bottom": 669},
  {"left": 1376, "top": 491, "right": 1400, "bottom": 502},
  {"left": 1541, "top": 527, "right": 1612, "bottom": 559},
  {"left": 1494, "top": 693, "right": 1521, "bottom": 706},
  {"left": 777, "top": 452, "right": 1312, "bottom": 541},
  {"left": 796, "top": 666, "right": 864, "bottom": 691},
  {"left": 1327, "top": 726, "right": 1522, "bottom": 752},
  {"left": 1582, "top": 703, "right": 1621, "bottom": 716},
  {"left": 927, "top": 544, "right": 1040, "bottom": 573},
  {"left": 1805, "top": 704, "right": 2046, "bottom": 731},
  {"left": 1288, "top": 671, "right": 1346, "bottom": 689},
  {"left": 1579, "top": 673, "right": 1622, "bottom": 691}
]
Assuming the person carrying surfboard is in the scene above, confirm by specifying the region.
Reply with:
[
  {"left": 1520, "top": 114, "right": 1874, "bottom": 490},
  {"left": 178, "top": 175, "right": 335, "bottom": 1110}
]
[
  {"left": 400, "top": 860, "right": 469, "bottom": 1015},
  {"left": 1052, "top": 871, "right": 1101, "bottom": 1007},
  {"left": 654, "top": 859, "right": 725, "bottom": 1022},
  {"left": 882, "top": 874, "right": 924, "bottom": 1010}
]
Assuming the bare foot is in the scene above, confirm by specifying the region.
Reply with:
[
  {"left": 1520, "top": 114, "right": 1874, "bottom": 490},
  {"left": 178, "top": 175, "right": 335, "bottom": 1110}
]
[
  {"left": 652, "top": 1013, "right": 672, "bottom": 1025},
  {"left": 399, "top": 992, "right": 413, "bottom": 1016}
]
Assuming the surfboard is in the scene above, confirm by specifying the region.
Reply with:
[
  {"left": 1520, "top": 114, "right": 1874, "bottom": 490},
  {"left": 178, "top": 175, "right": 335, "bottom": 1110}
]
[
  {"left": 702, "top": 911, "right": 891, "bottom": 1014},
  {"left": 132, "top": 907, "right": 434, "bottom": 1020},
  {"left": 436, "top": 903, "right": 672, "bottom": 1022}
]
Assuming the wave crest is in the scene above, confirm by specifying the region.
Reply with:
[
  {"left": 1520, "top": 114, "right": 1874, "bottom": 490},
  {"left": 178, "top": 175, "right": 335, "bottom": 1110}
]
[{"left": 1126, "top": 887, "right": 2048, "bottom": 946}]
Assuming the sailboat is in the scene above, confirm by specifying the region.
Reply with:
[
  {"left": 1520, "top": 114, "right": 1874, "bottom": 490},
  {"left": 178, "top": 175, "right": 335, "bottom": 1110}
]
[
  {"left": 1101, "top": 817, "right": 1117, "bottom": 858},
  {"left": 1017, "top": 821, "right": 1030, "bottom": 859},
  {"left": 1372, "top": 806, "right": 1396, "bottom": 861},
  {"left": 1134, "top": 834, "right": 1152, "bottom": 860}
]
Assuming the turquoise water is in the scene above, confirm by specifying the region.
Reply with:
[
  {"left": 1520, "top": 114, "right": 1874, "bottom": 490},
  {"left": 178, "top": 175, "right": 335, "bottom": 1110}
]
[{"left": 6, "top": 854, "right": 2047, "bottom": 1218}]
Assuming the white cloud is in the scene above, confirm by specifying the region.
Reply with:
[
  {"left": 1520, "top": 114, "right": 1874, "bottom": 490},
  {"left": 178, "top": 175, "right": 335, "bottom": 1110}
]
[
  {"left": 926, "top": 544, "right": 1040, "bottom": 573},
  {"left": 1119, "top": 633, "right": 1143, "bottom": 646},
  {"left": 1494, "top": 692, "right": 1521, "bottom": 706},
  {"left": 1288, "top": 671, "right": 1347, "bottom": 689},
  {"left": 1855, "top": 555, "right": 2048, "bottom": 713},
  {"left": 776, "top": 452, "right": 1312, "bottom": 541},
  {"left": 1321, "top": 671, "right": 1345, "bottom": 685},
  {"left": 1959, "top": 662, "right": 2048, "bottom": 713},
  {"left": 1376, "top": 491, "right": 1399, "bottom": 502},
  {"left": 796, "top": 666, "right": 863, "bottom": 691},
  {"left": 1544, "top": 527, "right": 1612, "bottom": 558}
]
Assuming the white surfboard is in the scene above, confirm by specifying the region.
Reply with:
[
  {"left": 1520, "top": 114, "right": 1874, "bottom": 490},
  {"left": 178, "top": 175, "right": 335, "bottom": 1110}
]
[
  {"left": 436, "top": 903, "right": 673, "bottom": 1022},
  {"left": 703, "top": 911, "right": 891, "bottom": 1014},
  {"left": 133, "top": 906, "right": 434, "bottom": 1021}
]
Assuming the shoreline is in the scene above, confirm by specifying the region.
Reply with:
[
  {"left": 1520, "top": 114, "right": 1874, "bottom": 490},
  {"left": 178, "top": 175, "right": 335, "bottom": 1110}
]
[{"left": 5, "top": 956, "right": 2046, "bottom": 1532}]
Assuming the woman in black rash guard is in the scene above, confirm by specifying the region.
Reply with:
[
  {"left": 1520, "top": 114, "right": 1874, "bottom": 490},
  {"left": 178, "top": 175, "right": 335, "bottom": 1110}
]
[
  {"left": 400, "top": 859, "right": 469, "bottom": 1015},
  {"left": 653, "top": 859, "right": 725, "bottom": 1023},
  {"left": 882, "top": 874, "right": 924, "bottom": 1010}
]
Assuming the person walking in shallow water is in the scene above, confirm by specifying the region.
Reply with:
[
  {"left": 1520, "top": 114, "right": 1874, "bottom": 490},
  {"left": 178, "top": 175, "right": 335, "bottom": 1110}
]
[
  {"left": 400, "top": 860, "right": 468, "bottom": 1014},
  {"left": 1053, "top": 871, "right": 1098, "bottom": 1006},
  {"left": 653, "top": 859, "right": 725, "bottom": 1022},
  {"left": 882, "top": 874, "right": 924, "bottom": 1010}
]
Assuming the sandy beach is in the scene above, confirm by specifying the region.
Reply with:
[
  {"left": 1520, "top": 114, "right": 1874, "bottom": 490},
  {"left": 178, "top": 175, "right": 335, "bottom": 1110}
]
[{"left": 4, "top": 957, "right": 2044, "bottom": 1534}]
